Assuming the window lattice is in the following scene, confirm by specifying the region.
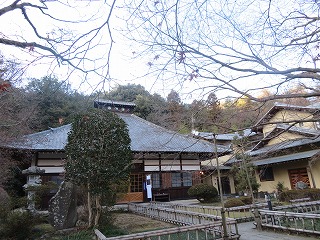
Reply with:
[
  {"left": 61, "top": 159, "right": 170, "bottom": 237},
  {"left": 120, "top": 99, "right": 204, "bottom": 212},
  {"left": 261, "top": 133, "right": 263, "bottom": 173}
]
[
  {"left": 152, "top": 173, "right": 161, "bottom": 188},
  {"left": 130, "top": 174, "right": 143, "bottom": 192},
  {"left": 182, "top": 172, "right": 192, "bottom": 186},
  {"left": 171, "top": 172, "right": 182, "bottom": 187}
]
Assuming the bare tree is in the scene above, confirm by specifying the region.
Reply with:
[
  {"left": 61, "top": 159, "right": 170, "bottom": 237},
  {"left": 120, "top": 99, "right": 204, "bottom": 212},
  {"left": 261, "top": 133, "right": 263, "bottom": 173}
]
[
  {"left": 0, "top": 54, "right": 34, "bottom": 190},
  {"left": 122, "top": 0, "right": 320, "bottom": 102},
  {"left": 0, "top": 0, "right": 119, "bottom": 88},
  {"left": 0, "top": 53, "right": 33, "bottom": 140}
]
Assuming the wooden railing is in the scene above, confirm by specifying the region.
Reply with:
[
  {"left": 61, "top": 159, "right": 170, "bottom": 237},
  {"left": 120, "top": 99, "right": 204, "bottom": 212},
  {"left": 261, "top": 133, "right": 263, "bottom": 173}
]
[
  {"left": 127, "top": 203, "right": 239, "bottom": 237},
  {"left": 95, "top": 222, "right": 240, "bottom": 240},
  {"left": 257, "top": 200, "right": 320, "bottom": 235},
  {"left": 146, "top": 202, "right": 267, "bottom": 222},
  {"left": 149, "top": 202, "right": 223, "bottom": 216},
  {"left": 259, "top": 209, "right": 320, "bottom": 235},
  {"left": 128, "top": 203, "right": 224, "bottom": 225},
  {"left": 273, "top": 200, "right": 320, "bottom": 213},
  {"left": 99, "top": 200, "right": 320, "bottom": 239}
]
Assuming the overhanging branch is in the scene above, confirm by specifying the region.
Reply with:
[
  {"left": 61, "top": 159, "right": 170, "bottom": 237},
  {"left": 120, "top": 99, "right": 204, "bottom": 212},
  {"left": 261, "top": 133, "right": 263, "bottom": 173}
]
[{"left": 0, "top": 1, "right": 47, "bottom": 17}]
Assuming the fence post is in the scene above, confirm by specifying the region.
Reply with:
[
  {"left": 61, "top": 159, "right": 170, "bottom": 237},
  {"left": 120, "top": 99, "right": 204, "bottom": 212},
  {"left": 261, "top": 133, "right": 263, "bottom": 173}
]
[{"left": 253, "top": 205, "right": 262, "bottom": 230}]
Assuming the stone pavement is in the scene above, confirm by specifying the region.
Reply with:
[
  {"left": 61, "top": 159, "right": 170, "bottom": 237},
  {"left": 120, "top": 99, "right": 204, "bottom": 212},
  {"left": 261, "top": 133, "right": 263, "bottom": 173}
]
[{"left": 237, "top": 221, "right": 319, "bottom": 240}]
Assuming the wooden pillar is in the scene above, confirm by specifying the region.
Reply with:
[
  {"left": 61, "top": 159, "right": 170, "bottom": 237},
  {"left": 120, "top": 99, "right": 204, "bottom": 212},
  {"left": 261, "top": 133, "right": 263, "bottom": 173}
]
[{"left": 308, "top": 160, "right": 316, "bottom": 188}]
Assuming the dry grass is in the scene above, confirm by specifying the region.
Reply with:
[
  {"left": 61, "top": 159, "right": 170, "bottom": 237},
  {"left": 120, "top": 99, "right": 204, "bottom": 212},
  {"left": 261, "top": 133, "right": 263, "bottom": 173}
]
[{"left": 113, "top": 212, "right": 176, "bottom": 233}]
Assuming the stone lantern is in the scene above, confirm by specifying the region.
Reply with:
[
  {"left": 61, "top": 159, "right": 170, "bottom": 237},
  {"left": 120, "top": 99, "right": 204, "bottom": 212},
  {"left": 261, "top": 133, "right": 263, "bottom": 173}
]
[{"left": 22, "top": 166, "right": 45, "bottom": 211}]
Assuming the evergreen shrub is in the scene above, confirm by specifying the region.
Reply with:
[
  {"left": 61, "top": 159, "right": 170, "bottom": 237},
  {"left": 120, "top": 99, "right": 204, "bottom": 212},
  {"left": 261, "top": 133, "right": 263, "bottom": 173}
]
[
  {"left": 187, "top": 183, "right": 218, "bottom": 203},
  {"left": 0, "top": 210, "right": 43, "bottom": 240},
  {"left": 224, "top": 198, "right": 245, "bottom": 208},
  {"left": 238, "top": 196, "right": 253, "bottom": 205}
]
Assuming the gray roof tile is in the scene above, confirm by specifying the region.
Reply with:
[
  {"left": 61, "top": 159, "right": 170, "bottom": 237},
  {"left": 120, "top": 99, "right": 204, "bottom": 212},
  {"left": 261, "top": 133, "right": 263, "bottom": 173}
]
[
  {"left": 252, "top": 149, "right": 319, "bottom": 166},
  {"left": 225, "top": 136, "right": 320, "bottom": 165},
  {"left": 194, "top": 129, "right": 256, "bottom": 141},
  {"left": 249, "top": 136, "right": 320, "bottom": 157},
  {"left": 7, "top": 125, "right": 71, "bottom": 150},
  {"left": 253, "top": 102, "right": 320, "bottom": 131},
  {"left": 8, "top": 113, "right": 225, "bottom": 154}
]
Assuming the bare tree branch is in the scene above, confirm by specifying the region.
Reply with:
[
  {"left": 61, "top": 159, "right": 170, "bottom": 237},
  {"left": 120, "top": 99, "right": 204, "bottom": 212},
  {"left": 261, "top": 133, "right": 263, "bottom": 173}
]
[
  {"left": 0, "top": 1, "right": 47, "bottom": 17},
  {"left": 121, "top": 0, "right": 320, "bottom": 102},
  {"left": 0, "top": 0, "right": 121, "bottom": 87}
]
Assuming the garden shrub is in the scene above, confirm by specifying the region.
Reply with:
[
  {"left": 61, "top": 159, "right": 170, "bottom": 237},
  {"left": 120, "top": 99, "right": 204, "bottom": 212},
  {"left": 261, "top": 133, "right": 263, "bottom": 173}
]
[
  {"left": 0, "top": 188, "right": 10, "bottom": 223},
  {"left": 0, "top": 210, "right": 44, "bottom": 240},
  {"left": 0, "top": 187, "right": 9, "bottom": 207},
  {"left": 224, "top": 198, "right": 245, "bottom": 208},
  {"left": 304, "top": 188, "right": 320, "bottom": 200},
  {"left": 0, "top": 196, "right": 27, "bottom": 226},
  {"left": 278, "top": 190, "right": 301, "bottom": 202},
  {"left": 9, "top": 196, "right": 27, "bottom": 210},
  {"left": 278, "top": 188, "right": 320, "bottom": 202},
  {"left": 99, "top": 209, "right": 115, "bottom": 227},
  {"left": 187, "top": 183, "right": 218, "bottom": 203},
  {"left": 238, "top": 196, "right": 253, "bottom": 205},
  {"left": 276, "top": 181, "right": 286, "bottom": 194},
  {"left": 55, "top": 230, "right": 93, "bottom": 240}
]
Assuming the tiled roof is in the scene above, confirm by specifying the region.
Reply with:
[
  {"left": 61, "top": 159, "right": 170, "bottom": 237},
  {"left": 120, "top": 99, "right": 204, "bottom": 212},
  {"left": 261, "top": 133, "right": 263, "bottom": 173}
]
[
  {"left": 193, "top": 129, "right": 257, "bottom": 141},
  {"left": 251, "top": 124, "right": 320, "bottom": 150},
  {"left": 249, "top": 136, "right": 320, "bottom": 157},
  {"left": 251, "top": 149, "right": 319, "bottom": 166},
  {"left": 276, "top": 124, "right": 320, "bottom": 136},
  {"left": 7, "top": 113, "right": 228, "bottom": 154},
  {"left": 94, "top": 99, "right": 136, "bottom": 107},
  {"left": 225, "top": 135, "right": 320, "bottom": 165},
  {"left": 119, "top": 113, "right": 221, "bottom": 153},
  {"left": 253, "top": 102, "right": 320, "bottom": 132},
  {"left": 7, "top": 125, "right": 71, "bottom": 150}
]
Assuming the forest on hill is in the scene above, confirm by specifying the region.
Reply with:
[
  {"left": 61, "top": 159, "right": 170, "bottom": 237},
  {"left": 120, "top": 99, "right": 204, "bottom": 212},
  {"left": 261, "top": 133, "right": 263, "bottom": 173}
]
[{"left": 1, "top": 62, "right": 317, "bottom": 144}]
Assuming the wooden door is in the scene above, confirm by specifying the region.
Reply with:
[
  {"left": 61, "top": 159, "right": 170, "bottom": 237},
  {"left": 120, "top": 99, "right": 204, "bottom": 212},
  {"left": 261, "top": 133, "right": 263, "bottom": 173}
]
[
  {"left": 117, "top": 173, "right": 145, "bottom": 203},
  {"left": 288, "top": 168, "right": 310, "bottom": 189}
]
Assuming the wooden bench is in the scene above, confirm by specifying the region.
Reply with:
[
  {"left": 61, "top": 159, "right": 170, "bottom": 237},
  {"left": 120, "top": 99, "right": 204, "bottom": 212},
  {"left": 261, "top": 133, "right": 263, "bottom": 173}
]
[{"left": 153, "top": 193, "right": 170, "bottom": 202}]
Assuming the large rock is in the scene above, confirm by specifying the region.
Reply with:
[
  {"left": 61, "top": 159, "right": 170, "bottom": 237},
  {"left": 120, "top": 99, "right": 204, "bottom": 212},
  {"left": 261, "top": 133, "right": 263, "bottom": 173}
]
[
  {"left": 48, "top": 181, "right": 78, "bottom": 230},
  {"left": 295, "top": 181, "right": 308, "bottom": 189}
]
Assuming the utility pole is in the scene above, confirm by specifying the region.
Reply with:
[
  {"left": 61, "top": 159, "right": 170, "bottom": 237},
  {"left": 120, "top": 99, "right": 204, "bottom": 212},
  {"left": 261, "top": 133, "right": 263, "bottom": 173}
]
[{"left": 213, "top": 134, "right": 229, "bottom": 240}]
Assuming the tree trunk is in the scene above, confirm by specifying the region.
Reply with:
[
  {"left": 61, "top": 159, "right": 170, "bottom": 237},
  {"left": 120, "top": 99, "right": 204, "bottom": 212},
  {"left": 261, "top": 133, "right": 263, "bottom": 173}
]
[
  {"left": 243, "top": 159, "right": 255, "bottom": 202},
  {"left": 94, "top": 195, "right": 102, "bottom": 226},
  {"left": 87, "top": 184, "right": 93, "bottom": 228}
]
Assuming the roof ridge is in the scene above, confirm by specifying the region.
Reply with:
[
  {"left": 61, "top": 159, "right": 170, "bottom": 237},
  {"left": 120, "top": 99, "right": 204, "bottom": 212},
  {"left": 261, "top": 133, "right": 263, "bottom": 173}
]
[{"left": 25, "top": 124, "right": 72, "bottom": 137}]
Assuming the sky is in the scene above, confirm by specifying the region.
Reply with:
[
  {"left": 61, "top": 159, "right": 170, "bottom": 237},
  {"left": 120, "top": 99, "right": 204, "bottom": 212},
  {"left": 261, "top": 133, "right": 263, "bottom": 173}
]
[
  {"left": 0, "top": 0, "right": 182, "bottom": 100},
  {"left": 0, "top": 0, "right": 246, "bottom": 103},
  {"left": 1, "top": 0, "right": 317, "bottom": 103}
]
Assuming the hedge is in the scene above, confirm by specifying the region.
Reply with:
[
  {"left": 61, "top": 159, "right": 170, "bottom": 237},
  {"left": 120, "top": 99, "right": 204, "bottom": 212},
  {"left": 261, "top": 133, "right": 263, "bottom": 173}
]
[
  {"left": 278, "top": 188, "right": 320, "bottom": 202},
  {"left": 224, "top": 198, "right": 245, "bottom": 208}
]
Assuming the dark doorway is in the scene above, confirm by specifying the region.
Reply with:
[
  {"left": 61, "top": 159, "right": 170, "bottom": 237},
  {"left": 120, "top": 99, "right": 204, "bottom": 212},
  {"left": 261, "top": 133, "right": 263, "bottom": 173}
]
[{"left": 217, "top": 176, "right": 231, "bottom": 195}]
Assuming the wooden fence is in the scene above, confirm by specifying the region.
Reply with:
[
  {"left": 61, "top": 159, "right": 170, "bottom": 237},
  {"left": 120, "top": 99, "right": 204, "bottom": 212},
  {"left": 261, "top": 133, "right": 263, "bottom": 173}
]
[
  {"left": 96, "top": 200, "right": 320, "bottom": 239},
  {"left": 257, "top": 200, "right": 320, "bottom": 235},
  {"left": 95, "top": 203, "right": 240, "bottom": 240},
  {"left": 95, "top": 222, "right": 240, "bottom": 240},
  {"left": 259, "top": 209, "right": 320, "bottom": 235},
  {"left": 128, "top": 203, "right": 225, "bottom": 225},
  {"left": 146, "top": 202, "right": 267, "bottom": 222},
  {"left": 273, "top": 200, "right": 320, "bottom": 213},
  {"left": 127, "top": 203, "right": 239, "bottom": 237}
]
